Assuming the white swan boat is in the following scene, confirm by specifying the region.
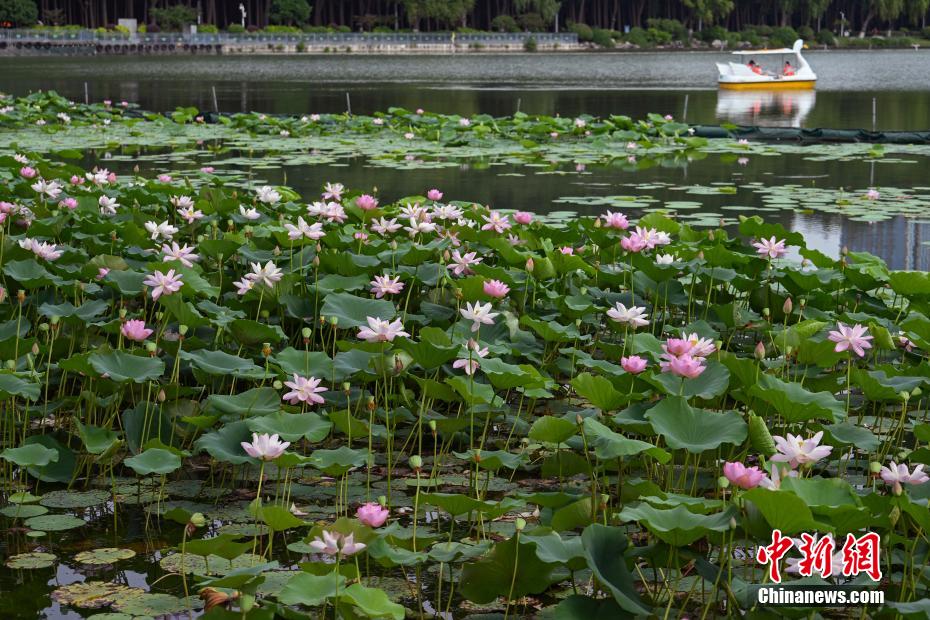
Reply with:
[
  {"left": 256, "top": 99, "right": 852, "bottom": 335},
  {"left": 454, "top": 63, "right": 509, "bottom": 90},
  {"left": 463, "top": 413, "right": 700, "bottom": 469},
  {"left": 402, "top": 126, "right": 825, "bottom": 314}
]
[{"left": 717, "top": 39, "right": 816, "bottom": 90}]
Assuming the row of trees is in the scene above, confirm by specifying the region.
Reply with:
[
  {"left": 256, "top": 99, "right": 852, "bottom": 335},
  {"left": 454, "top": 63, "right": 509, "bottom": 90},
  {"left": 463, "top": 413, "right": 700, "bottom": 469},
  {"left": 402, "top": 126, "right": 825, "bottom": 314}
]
[{"left": 2, "top": 0, "right": 929, "bottom": 34}]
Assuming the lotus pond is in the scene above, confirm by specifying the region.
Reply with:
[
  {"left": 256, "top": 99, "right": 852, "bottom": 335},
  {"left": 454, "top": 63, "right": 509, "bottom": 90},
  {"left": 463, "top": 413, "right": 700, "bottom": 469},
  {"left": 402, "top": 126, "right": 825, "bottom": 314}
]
[{"left": 4, "top": 91, "right": 930, "bottom": 618}]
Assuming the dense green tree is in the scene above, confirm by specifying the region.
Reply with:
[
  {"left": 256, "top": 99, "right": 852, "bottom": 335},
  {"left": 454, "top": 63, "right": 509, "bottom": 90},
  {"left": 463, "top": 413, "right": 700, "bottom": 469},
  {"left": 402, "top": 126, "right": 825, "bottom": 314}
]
[
  {"left": 0, "top": 0, "right": 38, "bottom": 26},
  {"left": 682, "top": 0, "right": 735, "bottom": 29},
  {"left": 150, "top": 4, "right": 198, "bottom": 30},
  {"left": 270, "top": 0, "right": 311, "bottom": 25}
]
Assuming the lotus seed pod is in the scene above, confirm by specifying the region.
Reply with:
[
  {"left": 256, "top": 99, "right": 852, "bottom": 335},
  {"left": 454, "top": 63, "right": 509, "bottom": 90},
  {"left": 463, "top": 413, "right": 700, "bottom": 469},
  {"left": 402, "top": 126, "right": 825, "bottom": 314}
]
[
  {"left": 301, "top": 327, "right": 312, "bottom": 338},
  {"left": 428, "top": 420, "right": 437, "bottom": 433},
  {"left": 119, "top": 307, "right": 127, "bottom": 318},
  {"left": 869, "top": 461, "right": 882, "bottom": 474},
  {"left": 409, "top": 455, "right": 423, "bottom": 471},
  {"left": 189, "top": 512, "right": 207, "bottom": 528},
  {"left": 272, "top": 380, "right": 283, "bottom": 390},
  {"left": 17, "top": 289, "right": 26, "bottom": 303},
  {"left": 239, "top": 594, "right": 256, "bottom": 613},
  {"left": 178, "top": 324, "right": 189, "bottom": 336},
  {"left": 262, "top": 342, "right": 272, "bottom": 357},
  {"left": 39, "top": 323, "right": 49, "bottom": 332},
  {"left": 763, "top": 307, "right": 770, "bottom": 318},
  {"left": 718, "top": 476, "right": 730, "bottom": 489},
  {"left": 913, "top": 387, "right": 922, "bottom": 397},
  {"left": 145, "top": 342, "right": 157, "bottom": 353},
  {"left": 330, "top": 316, "right": 338, "bottom": 326},
  {"left": 900, "top": 391, "right": 910, "bottom": 402},
  {"left": 260, "top": 309, "right": 270, "bottom": 319},
  {"left": 342, "top": 382, "right": 351, "bottom": 393},
  {"left": 515, "top": 517, "right": 527, "bottom": 531}
]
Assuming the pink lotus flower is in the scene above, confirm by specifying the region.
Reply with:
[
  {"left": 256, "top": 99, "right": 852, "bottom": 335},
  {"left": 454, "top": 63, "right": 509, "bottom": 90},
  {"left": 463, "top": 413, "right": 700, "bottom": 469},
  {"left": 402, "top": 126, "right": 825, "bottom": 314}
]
[
  {"left": 449, "top": 250, "right": 482, "bottom": 276},
  {"left": 723, "top": 462, "right": 766, "bottom": 490},
  {"left": 309, "top": 530, "right": 365, "bottom": 556},
  {"left": 621, "top": 233, "right": 647, "bottom": 253},
  {"left": 158, "top": 174, "right": 173, "bottom": 183},
  {"left": 514, "top": 211, "right": 533, "bottom": 225},
  {"left": 370, "top": 274, "right": 404, "bottom": 298},
  {"left": 143, "top": 269, "right": 183, "bottom": 301},
  {"left": 70, "top": 175, "right": 83, "bottom": 185},
  {"left": 453, "top": 338, "right": 489, "bottom": 375},
  {"left": 602, "top": 210, "right": 629, "bottom": 230},
  {"left": 427, "top": 189, "right": 443, "bottom": 201},
  {"left": 681, "top": 333, "right": 717, "bottom": 357},
  {"left": 828, "top": 322, "right": 873, "bottom": 357},
  {"left": 121, "top": 319, "right": 153, "bottom": 342},
  {"left": 356, "top": 194, "right": 379, "bottom": 210},
  {"left": 356, "top": 502, "right": 389, "bottom": 527},
  {"left": 481, "top": 211, "right": 511, "bottom": 234},
  {"left": 660, "top": 353, "right": 705, "bottom": 378},
  {"left": 771, "top": 431, "right": 832, "bottom": 468},
  {"left": 483, "top": 279, "right": 510, "bottom": 299},
  {"left": 752, "top": 236, "right": 787, "bottom": 259},
  {"left": 880, "top": 461, "right": 929, "bottom": 495},
  {"left": 96, "top": 267, "right": 110, "bottom": 280},
  {"left": 663, "top": 338, "right": 694, "bottom": 356},
  {"left": 559, "top": 246, "right": 574, "bottom": 255},
  {"left": 460, "top": 301, "right": 499, "bottom": 332},
  {"left": 866, "top": 188, "right": 880, "bottom": 200},
  {"left": 621, "top": 355, "right": 648, "bottom": 374},
  {"left": 322, "top": 182, "right": 344, "bottom": 201},
  {"left": 20, "top": 166, "right": 36, "bottom": 179},
  {"left": 240, "top": 432, "right": 290, "bottom": 461},
  {"left": 59, "top": 197, "right": 78, "bottom": 210},
  {"left": 199, "top": 166, "right": 215, "bottom": 173},
  {"left": 282, "top": 374, "right": 327, "bottom": 405},
  {"left": 358, "top": 317, "right": 409, "bottom": 342}
]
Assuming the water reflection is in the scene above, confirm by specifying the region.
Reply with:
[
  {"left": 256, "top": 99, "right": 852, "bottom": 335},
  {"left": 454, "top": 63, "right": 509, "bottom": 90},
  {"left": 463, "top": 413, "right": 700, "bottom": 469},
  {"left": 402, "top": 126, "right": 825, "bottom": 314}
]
[{"left": 716, "top": 90, "right": 816, "bottom": 128}]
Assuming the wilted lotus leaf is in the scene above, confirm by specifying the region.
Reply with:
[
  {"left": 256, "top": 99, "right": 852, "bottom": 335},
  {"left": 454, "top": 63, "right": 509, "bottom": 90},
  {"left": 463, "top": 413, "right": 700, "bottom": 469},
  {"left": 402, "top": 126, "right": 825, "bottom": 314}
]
[
  {"left": 39, "top": 489, "right": 109, "bottom": 509},
  {"left": 52, "top": 581, "right": 142, "bottom": 609},
  {"left": 74, "top": 547, "right": 136, "bottom": 565},
  {"left": 6, "top": 551, "right": 56, "bottom": 569}
]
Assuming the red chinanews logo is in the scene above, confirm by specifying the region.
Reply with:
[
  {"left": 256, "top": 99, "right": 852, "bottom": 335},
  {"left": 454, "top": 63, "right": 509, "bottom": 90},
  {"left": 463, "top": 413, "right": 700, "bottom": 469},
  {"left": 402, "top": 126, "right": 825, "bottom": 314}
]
[{"left": 756, "top": 530, "right": 883, "bottom": 584}]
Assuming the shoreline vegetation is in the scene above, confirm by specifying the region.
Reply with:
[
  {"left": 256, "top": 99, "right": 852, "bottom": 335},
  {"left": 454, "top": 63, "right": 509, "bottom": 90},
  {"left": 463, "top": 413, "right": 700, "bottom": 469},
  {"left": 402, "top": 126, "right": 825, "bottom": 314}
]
[{"left": 1, "top": 90, "right": 930, "bottom": 618}]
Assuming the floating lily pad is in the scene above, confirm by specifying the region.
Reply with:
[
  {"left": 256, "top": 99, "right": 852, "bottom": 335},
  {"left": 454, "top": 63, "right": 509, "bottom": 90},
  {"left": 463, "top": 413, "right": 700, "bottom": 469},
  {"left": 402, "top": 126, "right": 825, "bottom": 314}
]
[
  {"left": 39, "top": 489, "right": 110, "bottom": 509},
  {"left": 74, "top": 547, "right": 137, "bottom": 565},
  {"left": 52, "top": 582, "right": 141, "bottom": 609},
  {"left": 24, "top": 514, "right": 86, "bottom": 531},
  {"left": 6, "top": 551, "right": 57, "bottom": 569}
]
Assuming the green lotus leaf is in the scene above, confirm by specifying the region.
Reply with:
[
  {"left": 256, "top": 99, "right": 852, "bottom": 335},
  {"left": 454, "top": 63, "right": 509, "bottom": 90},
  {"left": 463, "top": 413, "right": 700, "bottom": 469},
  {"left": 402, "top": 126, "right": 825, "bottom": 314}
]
[{"left": 645, "top": 396, "right": 747, "bottom": 453}]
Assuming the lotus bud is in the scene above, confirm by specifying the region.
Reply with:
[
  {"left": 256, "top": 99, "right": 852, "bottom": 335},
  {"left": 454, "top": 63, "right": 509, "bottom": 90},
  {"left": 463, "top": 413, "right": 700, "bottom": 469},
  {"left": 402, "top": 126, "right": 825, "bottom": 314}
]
[
  {"left": 315, "top": 243, "right": 323, "bottom": 253},
  {"left": 394, "top": 355, "right": 404, "bottom": 374},
  {"left": 157, "top": 389, "right": 166, "bottom": 402},
  {"left": 442, "top": 250, "right": 451, "bottom": 262},
  {"left": 39, "top": 323, "right": 49, "bottom": 333},
  {"left": 515, "top": 517, "right": 527, "bottom": 531},
  {"left": 31, "top": 342, "right": 40, "bottom": 356},
  {"left": 273, "top": 245, "right": 281, "bottom": 256},
  {"left": 525, "top": 257, "right": 534, "bottom": 272},
  {"left": 17, "top": 289, "right": 26, "bottom": 304},
  {"left": 312, "top": 255, "right": 320, "bottom": 267},
  {"left": 145, "top": 342, "right": 157, "bottom": 354},
  {"left": 390, "top": 240, "right": 398, "bottom": 250},
  {"left": 197, "top": 234, "right": 205, "bottom": 244},
  {"left": 178, "top": 324, "right": 189, "bottom": 336},
  {"left": 155, "top": 311, "right": 164, "bottom": 321},
  {"left": 429, "top": 420, "right": 437, "bottom": 434},
  {"left": 841, "top": 245, "right": 848, "bottom": 256},
  {"left": 239, "top": 593, "right": 256, "bottom": 613},
  {"left": 576, "top": 414, "right": 584, "bottom": 425},
  {"left": 754, "top": 341, "right": 765, "bottom": 360},
  {"left": 718, "top": 475, "right": 730, "bottom": 489},
  {"left": 890, "top": 504, "right": 901, "bottom": 524},
  {"left": 0, "top": 288, "right": 5, "bottom": 303},
  {"left": 409, "top": 455, "right": 423, "bottom": 471},
  {"left": 762, "top": 307, "right": 770, "bottom": 318},
  {"left": 707, "top": 230, "right": 715, "bottom": 241},
  {"left": 593, "top": 217, "right": 602, "bottom": 228},
  {"left": 696, "top": 250, "right": 704, "bottom": 260},
  {"left": 729, "top": 517, "right": 738, "bottom": 529},
  {"left": 869, "top": 461, "right": 882, "bottom": 474},
  {"left": 783, "top": 297, "right": 793, "bottom": 314},
  {"left": 575, "top": 318, "right": 582, "bottom": 328}
]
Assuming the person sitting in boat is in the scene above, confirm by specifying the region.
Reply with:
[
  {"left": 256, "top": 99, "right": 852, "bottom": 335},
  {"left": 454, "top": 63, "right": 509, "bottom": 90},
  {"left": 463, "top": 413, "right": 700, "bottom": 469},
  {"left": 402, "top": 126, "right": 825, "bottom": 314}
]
[
  {"left": 783, "top": 61, "right": 795, "bottom": 76},
  {"left": 748, "top": 60, "right": 763, "bottom": 75}
]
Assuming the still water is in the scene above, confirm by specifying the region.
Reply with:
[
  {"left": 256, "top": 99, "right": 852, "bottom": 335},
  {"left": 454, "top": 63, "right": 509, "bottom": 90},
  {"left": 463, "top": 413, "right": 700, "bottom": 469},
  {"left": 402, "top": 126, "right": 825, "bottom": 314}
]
[{"left": 3, "top": 51, "right": 930, "bottom": 128}]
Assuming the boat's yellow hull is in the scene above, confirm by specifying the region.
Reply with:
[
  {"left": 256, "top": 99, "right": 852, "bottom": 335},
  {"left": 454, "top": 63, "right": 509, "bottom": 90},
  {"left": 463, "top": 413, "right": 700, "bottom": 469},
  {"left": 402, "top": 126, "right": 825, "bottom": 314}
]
[{"left": 718, "top": 80, "right": 816, "bottom": 91}]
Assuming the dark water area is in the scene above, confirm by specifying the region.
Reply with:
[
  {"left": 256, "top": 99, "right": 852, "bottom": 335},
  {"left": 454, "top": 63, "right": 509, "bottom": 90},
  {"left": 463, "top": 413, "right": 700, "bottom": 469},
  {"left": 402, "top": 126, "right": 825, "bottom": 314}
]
[{"left": 4, "top": 51, "right": 930, "bottom": 129}]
